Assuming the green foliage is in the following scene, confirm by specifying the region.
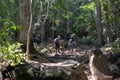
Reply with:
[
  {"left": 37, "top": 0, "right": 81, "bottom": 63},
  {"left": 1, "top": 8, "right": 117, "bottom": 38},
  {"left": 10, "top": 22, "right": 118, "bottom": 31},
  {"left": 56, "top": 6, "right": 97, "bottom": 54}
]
[
  {"left": 0, "top": 43, "right": 26, "bottom": 66},
  {"left": 103, "top": 39, "right": 120, "bottom": 54},
  {"left": 0, "top": 18, "right": 20, "bottom": 45},
  {"left": 32, "top": 0, "right": 97, "bottom": 40},
  {"left": 112, "top": 48, "right": 120, "bottom": 54},
  {"left": 11, "top": 25, "right": 18, "bottom": 31},
  {"left": 78, "top": 36, "right": 97, "bottom": 44},
  {"left": 0, "top": 0, "right": 19, "bottom": 24},
  {"left": 0, "top": 9, "right": 23, "bottom": 66},
  {"left": 111, "top": 39, "right": 120, "bottom": 54},
  {"left": 72, "top": 2, "right": 95, "bottom": 33},
  {"left": 80, "top": 2, "right": 94, "bottom": 10}
]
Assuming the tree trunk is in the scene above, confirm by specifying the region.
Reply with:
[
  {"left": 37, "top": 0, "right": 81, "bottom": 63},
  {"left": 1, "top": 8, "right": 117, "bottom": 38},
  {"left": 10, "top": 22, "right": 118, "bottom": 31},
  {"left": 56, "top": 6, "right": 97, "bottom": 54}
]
[
  {"left": 19, "top": 0, "right": 32, "bottom": 59},
  {"left": 66, "top": 20, "right": 70, "bottom": 34},
  {"left": 40, "top": 0, "right": 49, "bottom": 42},
  {"left": 40, "top": 25, "right": 45, "bottom": 42},
  {"left": 20, "top": 39, "right": 51, "bottom": 63},
  {"left": 19, "top": 0, "right": 50, "bottom": 62},
  {"left": 51, "top": 22, "right": 55, "bottom": 39},
  {"left": 19, "top": 0, "right": 30, "bottom": 44},
  {"left": 19, "top": 0, "right": 31, "bottom": 59},
  {"left": 26, "top": 0, "right": 32, "bottom": 59},
  {"left": 94, "top": 0, "right": 104, "bottom": 46}
]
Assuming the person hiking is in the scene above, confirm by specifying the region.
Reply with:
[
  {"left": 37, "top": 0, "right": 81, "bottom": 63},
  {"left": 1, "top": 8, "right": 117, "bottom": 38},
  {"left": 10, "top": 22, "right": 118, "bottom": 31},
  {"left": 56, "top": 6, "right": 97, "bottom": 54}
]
[
  {"left": 68, "top": 36, "right": 75, "bottom": 53},
  {"left": 54, "top": 35, "right": 61, "bottom": 54},
  {"left": 35, "top": 35, "right": 41, "bottom": 46}
]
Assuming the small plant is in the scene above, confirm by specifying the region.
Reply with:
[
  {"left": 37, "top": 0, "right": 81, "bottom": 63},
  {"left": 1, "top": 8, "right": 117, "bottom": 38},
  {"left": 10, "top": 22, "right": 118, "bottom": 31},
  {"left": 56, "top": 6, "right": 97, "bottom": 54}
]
[
  {"left": 103, "top": 38, "right": 120, "bottom": 54},
  {"left": 0, "top": 43, "right": 27, "bottom": 66},
  {"left": 111, "top": 39, "right": 120, "bottom": 54}
]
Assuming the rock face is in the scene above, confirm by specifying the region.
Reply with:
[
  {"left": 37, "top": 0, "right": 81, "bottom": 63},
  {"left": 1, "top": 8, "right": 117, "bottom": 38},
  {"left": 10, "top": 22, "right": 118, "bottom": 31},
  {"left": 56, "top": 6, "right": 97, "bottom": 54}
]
[{"left": 89, "top": 49, "right": 113, "bottom": 80}]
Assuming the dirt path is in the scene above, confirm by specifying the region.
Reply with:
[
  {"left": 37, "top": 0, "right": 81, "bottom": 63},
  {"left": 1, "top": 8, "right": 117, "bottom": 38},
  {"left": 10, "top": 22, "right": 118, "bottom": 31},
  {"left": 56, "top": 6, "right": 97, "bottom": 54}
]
[
  {"left": 31, "top": 43, "right": 94, "bottom": 80},
  {"left": 42, "top": 44, "right": 95, "bottom": 80}
]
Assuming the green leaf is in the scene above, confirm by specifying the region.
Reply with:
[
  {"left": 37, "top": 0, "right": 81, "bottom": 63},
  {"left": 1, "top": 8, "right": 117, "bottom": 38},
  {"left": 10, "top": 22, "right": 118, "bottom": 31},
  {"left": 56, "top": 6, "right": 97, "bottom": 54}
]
[
  {"left": 11, "top": 25, "right": 17, "bottom": 31},
  {"left": 9, "top": 0, "right": 15, "bottom": 3}
]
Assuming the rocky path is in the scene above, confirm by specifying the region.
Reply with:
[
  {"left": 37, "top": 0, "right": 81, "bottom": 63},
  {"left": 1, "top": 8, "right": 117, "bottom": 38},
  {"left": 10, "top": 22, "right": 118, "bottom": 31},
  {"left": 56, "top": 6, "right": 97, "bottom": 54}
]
[{"left": 42, "top": 44, "right": 95, "bottom": 80}]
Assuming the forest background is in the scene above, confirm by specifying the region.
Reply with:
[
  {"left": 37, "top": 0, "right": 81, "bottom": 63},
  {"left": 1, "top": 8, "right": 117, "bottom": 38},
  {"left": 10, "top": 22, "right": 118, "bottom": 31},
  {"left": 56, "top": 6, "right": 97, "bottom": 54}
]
[{"left": 0, "top": 0, "right": 120, "bottom": 66}]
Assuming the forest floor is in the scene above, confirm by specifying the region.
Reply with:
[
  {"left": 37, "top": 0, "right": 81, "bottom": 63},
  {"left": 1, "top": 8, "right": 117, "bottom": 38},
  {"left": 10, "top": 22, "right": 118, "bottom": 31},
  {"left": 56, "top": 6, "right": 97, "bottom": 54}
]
[
  {"left": 35, "top": 43, "right": 96, "bottom": 80},
  {"left": 0, "top": 43, "right": 119, "bottom": 80},
  {"left": 33, "top": 43, "right": 120, "bottom": 80}
]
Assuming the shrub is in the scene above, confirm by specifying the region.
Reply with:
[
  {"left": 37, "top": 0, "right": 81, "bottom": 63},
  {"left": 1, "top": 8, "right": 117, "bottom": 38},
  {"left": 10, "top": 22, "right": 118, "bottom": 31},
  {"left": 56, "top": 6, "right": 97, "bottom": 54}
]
[
  {"left": 0, "top": 43, "right": 26, "bottom": 66},
  {"left": 78, "top": 36, "right": 96, "bottom": 44}
]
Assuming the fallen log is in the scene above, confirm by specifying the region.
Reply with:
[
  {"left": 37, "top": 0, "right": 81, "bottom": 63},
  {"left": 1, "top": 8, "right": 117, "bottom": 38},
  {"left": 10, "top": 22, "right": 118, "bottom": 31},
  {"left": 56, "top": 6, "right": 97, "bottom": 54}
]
[{"left": 89, "top": 49, "right": 113, "bottom": 80}]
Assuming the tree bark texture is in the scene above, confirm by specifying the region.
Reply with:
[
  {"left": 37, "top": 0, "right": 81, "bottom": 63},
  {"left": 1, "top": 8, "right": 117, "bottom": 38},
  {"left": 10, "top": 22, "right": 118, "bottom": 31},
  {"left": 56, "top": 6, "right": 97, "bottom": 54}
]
[
  {"left": 21, "top": 40, "right": 51, "bottom": 63},
  {"left": 19, "top": 0, "right": 30, "bottom": 43},
  {"left": 66, "top": 20, "right": 70, "bottom": 34},
  {"left": 94, "top": 0, "right": 104, "bottom": 46},
  {"left": 89, "top": 49, "right": 113, "bottom": 80},
  {"left": 26, "top": 0, "right": 32, "bottom": 59},
  {"left": 40, "top": 0, "right": 49, "bottom": 42}
]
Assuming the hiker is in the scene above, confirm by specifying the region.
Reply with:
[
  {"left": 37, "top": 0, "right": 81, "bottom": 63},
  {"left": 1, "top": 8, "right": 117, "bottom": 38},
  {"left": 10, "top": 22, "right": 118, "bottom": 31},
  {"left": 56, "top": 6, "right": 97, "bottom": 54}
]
[
  {"left": 35, "top": 35, "right": 41, "bottom": 46},
  {"left": 68, "top": 36, "right": 76, "bottom": 52},
  {"left": 54, "top": 35, "right": 61, "bottom": 54}
]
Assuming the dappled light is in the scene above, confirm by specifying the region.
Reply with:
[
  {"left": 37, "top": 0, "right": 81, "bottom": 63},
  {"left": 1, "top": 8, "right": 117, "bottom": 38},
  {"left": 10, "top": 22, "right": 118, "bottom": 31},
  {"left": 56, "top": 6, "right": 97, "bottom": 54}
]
[{"left": 0, "top": 0, "right": 120, "bottom": 80}]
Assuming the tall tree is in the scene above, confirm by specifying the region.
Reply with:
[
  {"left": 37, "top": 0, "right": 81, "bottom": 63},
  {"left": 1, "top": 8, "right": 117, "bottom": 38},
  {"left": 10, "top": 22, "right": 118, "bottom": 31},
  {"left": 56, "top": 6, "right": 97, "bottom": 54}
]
[
  {"left": 102, "top": 0, "right": 112, "bottom": 43},
  {"left": 19, "top": 0, "right": 50, "bottom": 62},
  {"left": 40, "top": 0, "right": 50, "bottom": 42},
  {"left": 19, "top": 0, "right": 31, "bottom": 59},
  {"left": 19, "top": 0, "right": 30, "bottom": 43},
  {"left": 94, "top": 0, "right": 104, "bottom": 46},
  {"left": 26, "top": 0, "right": 32, "bottom": 59}
]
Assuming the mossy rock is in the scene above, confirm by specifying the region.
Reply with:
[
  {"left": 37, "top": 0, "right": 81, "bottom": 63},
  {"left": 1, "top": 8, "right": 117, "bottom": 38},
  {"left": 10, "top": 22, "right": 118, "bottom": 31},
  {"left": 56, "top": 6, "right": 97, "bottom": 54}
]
[{"left": 14, "top": 64, "right": 35, "bottom": 80}]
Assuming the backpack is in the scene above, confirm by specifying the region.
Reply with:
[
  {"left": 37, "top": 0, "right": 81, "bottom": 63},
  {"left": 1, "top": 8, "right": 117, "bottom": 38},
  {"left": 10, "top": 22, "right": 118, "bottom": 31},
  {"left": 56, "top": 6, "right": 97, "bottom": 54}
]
[
  {"left": 68, "top": 38, "right": 75, "bottom": 46},
  {"left": 54, "top": 38, "right": 59, "bottom": 43}
]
